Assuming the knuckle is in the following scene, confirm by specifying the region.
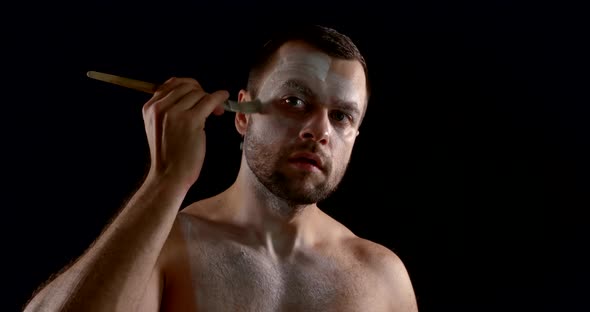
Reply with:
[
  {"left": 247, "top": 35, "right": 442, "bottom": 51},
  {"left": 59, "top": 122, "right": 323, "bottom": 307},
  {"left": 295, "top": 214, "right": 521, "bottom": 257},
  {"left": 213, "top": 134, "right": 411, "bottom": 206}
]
[
  {"left": 143, "top": 100, "right": 164, "bottom": 118},
  {"left": 188, "top": 88, "right": 203, "bottom": 98},
  {"left": 192, "top": 79, "right": 202, "bottom": 90},
  {"left": 151, "top": 101, "right": 166, "bottom": 114},
  {"left": 181, "top": 79, "right": 202, "bottom": 91},
  {"left": 142, "top": 102, "right": 153, "bottom": 114}
]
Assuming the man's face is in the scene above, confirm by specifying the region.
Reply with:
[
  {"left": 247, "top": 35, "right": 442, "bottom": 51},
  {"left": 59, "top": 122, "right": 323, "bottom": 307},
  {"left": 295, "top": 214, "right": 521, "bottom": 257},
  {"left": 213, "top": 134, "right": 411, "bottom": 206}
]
[{"left": 243, "top": 40, "right": 367, "bottom": 204}]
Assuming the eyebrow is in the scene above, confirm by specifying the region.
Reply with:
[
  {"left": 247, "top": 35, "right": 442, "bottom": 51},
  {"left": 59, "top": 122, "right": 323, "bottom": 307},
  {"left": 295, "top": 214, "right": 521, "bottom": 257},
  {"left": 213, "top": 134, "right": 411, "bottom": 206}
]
[
  {"left": 280, "top": 79, "right": 314, "bottom": 97},
  {"left": 280, "top": 79, "right": 361, "bottom": 117},
  {"left": 333, "top": 100, "right": 361, "bottom": 119}
]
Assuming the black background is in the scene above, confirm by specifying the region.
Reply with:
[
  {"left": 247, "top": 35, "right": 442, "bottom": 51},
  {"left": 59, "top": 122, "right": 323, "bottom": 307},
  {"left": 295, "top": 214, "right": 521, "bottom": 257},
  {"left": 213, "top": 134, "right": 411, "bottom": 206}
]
[{"left": 4, "top": 1, "right": 588, "bottom": 311}]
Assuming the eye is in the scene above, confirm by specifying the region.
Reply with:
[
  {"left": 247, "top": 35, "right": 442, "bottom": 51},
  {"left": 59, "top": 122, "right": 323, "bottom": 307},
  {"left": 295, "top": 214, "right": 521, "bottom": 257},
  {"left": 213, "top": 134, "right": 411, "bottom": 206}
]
[
  {"left": 283, "top": 96, "right": 306, "bottom": 109},
  {"left": 330, "top": 110, "right": 352, "bottom": 123}
]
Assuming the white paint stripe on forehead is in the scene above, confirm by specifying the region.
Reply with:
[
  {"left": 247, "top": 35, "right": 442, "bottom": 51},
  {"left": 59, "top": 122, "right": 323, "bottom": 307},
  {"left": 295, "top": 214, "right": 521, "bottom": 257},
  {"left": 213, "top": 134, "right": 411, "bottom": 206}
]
[{"left": 274, "top": 50, "right": 332, "bottom": 82}]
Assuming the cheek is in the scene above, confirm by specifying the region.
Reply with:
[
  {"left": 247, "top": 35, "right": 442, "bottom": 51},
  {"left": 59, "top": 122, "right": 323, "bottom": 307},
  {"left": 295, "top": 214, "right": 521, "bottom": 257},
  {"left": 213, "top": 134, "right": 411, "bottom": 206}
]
[
  {"left": 334, "top": 137, "right": 356, "bottom": 161},
  {"left": 251, "top": 116, "right": 294, "bottom": 144},
  {"left": 338, "top": 128, "right": 359, "bottom": 142},
  {"left": 265, "top": 112, "right": 303, "bottom": 134}
]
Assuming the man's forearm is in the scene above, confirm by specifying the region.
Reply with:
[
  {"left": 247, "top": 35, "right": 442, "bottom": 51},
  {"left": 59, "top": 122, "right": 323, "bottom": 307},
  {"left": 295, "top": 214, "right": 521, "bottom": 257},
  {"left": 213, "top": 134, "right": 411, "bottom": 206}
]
[{"left": 24, "top": 175, "right": 188, "bottom": 312}]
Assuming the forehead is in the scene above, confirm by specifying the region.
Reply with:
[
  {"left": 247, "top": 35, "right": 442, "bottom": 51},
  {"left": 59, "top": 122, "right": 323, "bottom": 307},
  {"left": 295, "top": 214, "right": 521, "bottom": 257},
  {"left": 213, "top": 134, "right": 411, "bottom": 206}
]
[{"left": 264, "top": 41, "right": 368, "bottom": 103}]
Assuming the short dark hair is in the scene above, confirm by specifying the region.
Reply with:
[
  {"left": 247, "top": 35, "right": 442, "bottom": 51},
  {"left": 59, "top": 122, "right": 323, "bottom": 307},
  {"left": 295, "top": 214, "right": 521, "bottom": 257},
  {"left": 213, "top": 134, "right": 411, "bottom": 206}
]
[{"left": 246, "top": 24, "right": 371, "bottom": 120}]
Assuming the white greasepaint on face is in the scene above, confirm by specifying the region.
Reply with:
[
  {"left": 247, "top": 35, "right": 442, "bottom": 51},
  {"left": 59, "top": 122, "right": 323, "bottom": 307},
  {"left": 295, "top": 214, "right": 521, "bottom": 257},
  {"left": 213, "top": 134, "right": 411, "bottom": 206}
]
[
  {"left": 256, "top": 43, "right": 366, "bottom": 122},
  {"left": 326, "top": 72, "right": 366, "bottom": 113},
  {"left": 276, "top": 47, "right": 332, "bottom": 81},
  {"left": 257, "top": 46, "right": 332, "bottom": 104},
  {"left": 242, "top": 42, "right": 368, "bottom": 204}
]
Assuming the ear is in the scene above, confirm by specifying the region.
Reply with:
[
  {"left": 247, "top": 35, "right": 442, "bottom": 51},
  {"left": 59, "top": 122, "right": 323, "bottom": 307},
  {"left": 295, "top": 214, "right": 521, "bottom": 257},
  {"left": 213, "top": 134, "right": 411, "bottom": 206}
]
[{"left": 235, "top": 89, "right": 251, "bottom": 135}]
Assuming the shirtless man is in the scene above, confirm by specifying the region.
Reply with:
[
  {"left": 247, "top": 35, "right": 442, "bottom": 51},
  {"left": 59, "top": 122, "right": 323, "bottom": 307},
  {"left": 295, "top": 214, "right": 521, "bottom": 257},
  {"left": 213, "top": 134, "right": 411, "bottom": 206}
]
[{"left": 23, "top": 24, "right": 418, "bottom": 312}]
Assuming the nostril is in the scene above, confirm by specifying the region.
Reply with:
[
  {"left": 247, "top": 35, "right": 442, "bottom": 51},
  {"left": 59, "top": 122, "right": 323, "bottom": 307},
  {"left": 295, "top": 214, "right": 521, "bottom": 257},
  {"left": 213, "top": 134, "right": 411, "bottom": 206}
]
[{"left": 300, "top": 130, "right": 329, "bottom": 141}]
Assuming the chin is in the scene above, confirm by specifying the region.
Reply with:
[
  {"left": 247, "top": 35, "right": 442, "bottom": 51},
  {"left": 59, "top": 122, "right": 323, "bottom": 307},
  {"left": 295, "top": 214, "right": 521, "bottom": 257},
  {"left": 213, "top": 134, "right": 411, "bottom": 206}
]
[{"left": 282, "top": 183, "right": 334, "bottom": 204}]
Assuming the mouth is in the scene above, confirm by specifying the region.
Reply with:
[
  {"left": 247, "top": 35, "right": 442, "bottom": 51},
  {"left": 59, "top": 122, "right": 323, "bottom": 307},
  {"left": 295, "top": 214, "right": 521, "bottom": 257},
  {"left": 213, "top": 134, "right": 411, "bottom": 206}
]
[{"left": 288, "top": 152, "right": 324, "bottom": 171}]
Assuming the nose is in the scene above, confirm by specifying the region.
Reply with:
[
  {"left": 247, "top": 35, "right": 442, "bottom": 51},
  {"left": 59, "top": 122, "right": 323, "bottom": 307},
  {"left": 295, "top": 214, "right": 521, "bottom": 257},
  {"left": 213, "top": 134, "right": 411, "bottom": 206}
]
[{"left": 299, "top": 110, "right": 331, "bottom": 145}]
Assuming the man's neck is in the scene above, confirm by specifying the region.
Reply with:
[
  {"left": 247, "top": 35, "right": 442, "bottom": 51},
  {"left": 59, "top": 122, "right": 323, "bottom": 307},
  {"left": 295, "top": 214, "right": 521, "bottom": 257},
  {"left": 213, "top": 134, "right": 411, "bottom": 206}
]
[{"left": 219, "top": 162, "right": 320, "bottom": 258}]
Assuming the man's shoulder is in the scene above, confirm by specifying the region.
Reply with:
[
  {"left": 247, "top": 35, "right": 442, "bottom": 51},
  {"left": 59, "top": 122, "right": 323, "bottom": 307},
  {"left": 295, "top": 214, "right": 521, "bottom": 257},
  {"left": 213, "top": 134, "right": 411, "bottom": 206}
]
[
  {"left": 341, "top": 236, "right": 419, "bottom": 310},
  {"left": 316, "top": 210, "right": 404, "bottom": 267},
  {"left": 342, "top": 235, "right": 404, "bottom": 269}
]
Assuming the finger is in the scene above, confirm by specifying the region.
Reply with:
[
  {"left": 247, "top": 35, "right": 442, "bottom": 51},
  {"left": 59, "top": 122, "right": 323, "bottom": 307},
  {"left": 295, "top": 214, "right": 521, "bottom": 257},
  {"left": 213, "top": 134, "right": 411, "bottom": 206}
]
[
  {"left": 211, "top": 101, "right": 226, "bottom": 116},
  {"left": 190, "top": 90, "right": 230, "bottom": 121},
  {"left": 146, "top": 78, "right": 200, "bottom": 105},
  {"left": 156, "top": 77, "right": 201, "bottom": 96},
  {"left": 170, "top": 88, "right": 216, "bottom": 114},
  {"left": 156, "top": 81, "right": 206, "bottom": 113},
  {"left": 144, "top": 78, "right": 202, "bottom": 113},
  {"left": 143, "top": 77, "right": 180, "bottom": 111}
]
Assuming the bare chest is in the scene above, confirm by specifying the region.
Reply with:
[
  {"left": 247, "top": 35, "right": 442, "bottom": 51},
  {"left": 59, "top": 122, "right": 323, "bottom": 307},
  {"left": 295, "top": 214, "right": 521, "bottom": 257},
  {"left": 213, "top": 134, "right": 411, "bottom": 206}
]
[{"left": 162, "top": 241, "right": 378, "bottom": 312}]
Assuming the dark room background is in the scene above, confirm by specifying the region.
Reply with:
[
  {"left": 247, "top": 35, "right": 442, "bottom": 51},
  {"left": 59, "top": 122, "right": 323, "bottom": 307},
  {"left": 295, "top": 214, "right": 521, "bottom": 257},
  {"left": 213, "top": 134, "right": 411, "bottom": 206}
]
[{"left": 4, "top": 1, "right": 588, "bottom": 311}]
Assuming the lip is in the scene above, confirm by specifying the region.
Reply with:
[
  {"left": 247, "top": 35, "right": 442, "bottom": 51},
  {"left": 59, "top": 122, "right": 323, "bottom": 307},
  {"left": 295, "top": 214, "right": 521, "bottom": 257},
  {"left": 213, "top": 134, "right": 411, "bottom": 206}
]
[{"left": 288, "top": 152, "right": 324, "bottom": 170}]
